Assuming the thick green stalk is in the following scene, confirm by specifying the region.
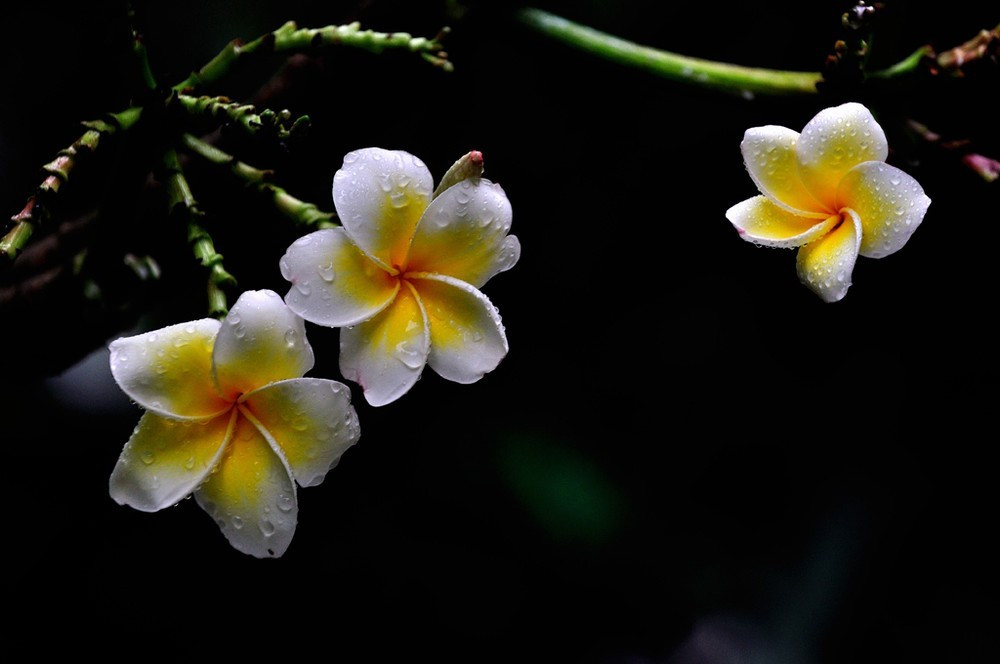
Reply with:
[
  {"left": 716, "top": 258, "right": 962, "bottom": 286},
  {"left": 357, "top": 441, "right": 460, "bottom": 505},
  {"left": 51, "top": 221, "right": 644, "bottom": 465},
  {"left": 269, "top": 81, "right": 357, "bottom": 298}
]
[
  {"left": 174, "top": 94, "right": 309, "bottom": 139},
  {"left": 161, "top": 148, "right": 237, "bottom": 317},
  {"left": 1, "top": 107, "right": 144, "bottom": 262},
  {"left": 173, "top": 20, "right": 452, "bottom": 93},
  {"left": 519, "top": 8, "right": 1000, "bottom": 96},
  {"left": 180, "top": 133, "right": 335, "bottom": 228},
  {"left": 516, "top": 8, "right": 821, "bottom": 96}
]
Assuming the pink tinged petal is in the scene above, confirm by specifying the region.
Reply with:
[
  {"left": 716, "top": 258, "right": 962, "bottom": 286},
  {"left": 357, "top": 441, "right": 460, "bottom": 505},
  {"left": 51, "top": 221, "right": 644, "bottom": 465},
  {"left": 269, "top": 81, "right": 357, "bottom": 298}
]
[
  {"left": 109, "top": 410, "right": 236, "bottom": 512},
  {"left": 740, "top": 126, "right": 830, "bottom": 217},
  {"left": 726, "top": 196, "right": 839, "bottom": 249},
  {"left": 796, "top": 102, "right": 889, "bottom": 207},
  {"left": 332, "top": 147, "right": 434, "bottom": 270},
  {"left": 796, "top": 209, "right": 863, "bottom": 303},
  {"left": 280, "top": 228, "right": 400, "bottom": 327},
  {"left": 195, "top": 412, "right": 298, "bottom": 558},
  {"left": 339, "top": 282, "right": 430, "bottom": 407},
  {"left": 407, "top": 273, "right": 508, "bottom": 384},
  {"left": 242, "top": 378, "right": 361, "bottom": 487},
  {"left": 407, "top": 178, "right": 520, "bottom": 288},
  {"left": 212, "top": 290, "right": 315, "bottom": 401},
  {"left": 836, "top": 162, "right": 931, "bottom": 259},
  {"left": 109, "top": 319, "right": 229, "bottom": 421}
]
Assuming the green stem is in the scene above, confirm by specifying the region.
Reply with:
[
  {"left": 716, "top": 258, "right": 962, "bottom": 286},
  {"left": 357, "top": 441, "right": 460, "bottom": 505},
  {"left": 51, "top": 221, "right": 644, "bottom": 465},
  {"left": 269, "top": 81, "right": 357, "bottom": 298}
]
[
  {"left": 1, "top": 107, "right": 144, "bottom": 262},
  {"left": 516, "top": 8, "right": 821, "bottom": 96},
  {"left": 180, "top": 133, "right": 336, "bottom": 228},
  {"left": 174, "top": 94, "right": 310, "bottom": 139},
  {"left": 517, "top": 8, "right": 997, "bottom": 96},
  {"left": 161, "top": 148, "right": 237, "bottom": 317},
  {"left": 866, "top": 46, "right": 932, "bottom": 80},
  {"left": 173, "top": 20, "right": 452, "bottom": 93}
]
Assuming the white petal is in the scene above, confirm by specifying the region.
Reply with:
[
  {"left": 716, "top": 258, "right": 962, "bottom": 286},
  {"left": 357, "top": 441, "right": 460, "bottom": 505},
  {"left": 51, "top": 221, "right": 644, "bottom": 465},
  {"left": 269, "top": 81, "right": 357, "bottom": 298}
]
[
  {"left": 407, "top": 178, "right": 519, "bottom": 288},
  {"left": 280, "top": 228, "right": 400, "bottom": 327},
  {"left": 212, "top": 290, "right": 315, "bottom": 400},
  {"left": 242, "top": 378, "right": 361, "bottom": 487},
  {"left": 195, "top": 413, "right": 298, "bottom": 558},
  {"left": 796, "top": 209, "right": 863, "bottom": 303},
  {"left": 741, "top": 126, "right": 830, "bottom": 216},
  {"left": 407, "top": 273, "right": 508, "bottom": 384},
  {"left": 837, "top": 162, "right": 931, "bottom": 258},
  {"left": 109, "top": 410, "right": 236, "bottom": 512},
  {"left": 339, "top": 283, "right": 430, "bottom": 407},
  {"left": 332, "top": 147, "right": 434, "bottom": 270},
  {"left": 109, "top": 319, "right": 229, "bottom": 420},
  {"left": 796, "top": 102, "right": 889, "bottom": 207},
  {"left": 726, "top": 196, "right": 838, "bottom": 248}
]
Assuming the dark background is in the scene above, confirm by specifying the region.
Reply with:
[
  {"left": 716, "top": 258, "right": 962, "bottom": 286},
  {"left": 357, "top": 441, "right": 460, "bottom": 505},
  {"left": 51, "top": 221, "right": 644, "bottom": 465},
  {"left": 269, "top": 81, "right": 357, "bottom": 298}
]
[{"left": 1, "top": 1, "right": 996, "bottom": 660}]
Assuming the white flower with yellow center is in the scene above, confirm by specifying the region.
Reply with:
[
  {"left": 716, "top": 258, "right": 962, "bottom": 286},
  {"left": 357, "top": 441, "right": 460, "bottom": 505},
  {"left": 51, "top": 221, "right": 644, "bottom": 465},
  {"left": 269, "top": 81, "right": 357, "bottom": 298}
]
[
  {"left": 108, "top": 289, "right": 360, "bottom": 558},
  {"left": 726, "top": 102, "right": 931, "bottom": 302},
  {"left": 280, "top": 147, "right": 520, "bottom": 406}
]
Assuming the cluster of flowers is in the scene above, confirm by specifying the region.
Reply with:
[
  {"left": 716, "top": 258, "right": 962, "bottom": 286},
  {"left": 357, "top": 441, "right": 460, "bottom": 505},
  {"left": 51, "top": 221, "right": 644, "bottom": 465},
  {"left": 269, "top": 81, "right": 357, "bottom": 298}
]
[{"left": 108, "top": 148, "right": 520, "bottom": 557}]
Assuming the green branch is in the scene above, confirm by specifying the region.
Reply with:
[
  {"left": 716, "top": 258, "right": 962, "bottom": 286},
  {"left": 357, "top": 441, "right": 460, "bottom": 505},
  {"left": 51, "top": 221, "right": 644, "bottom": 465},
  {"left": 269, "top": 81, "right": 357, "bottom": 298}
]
[
  {"left": 180, "top": 133, "right": 335, "bottom": 228},
  {"left": 517, "top": 8, "right": 999, "bottom": 96},
  {"left": 516, "top": 8, "right": 821, "bottom": 96},
  {"left": 173, "top": 94, "right": 310, "bottom": 140},
  {"left": 1, "top": 107, "right": 144, "bottom": 262},
  {"left": 866, "top": 46, "right": 933, "bottom": 80},
  {"left": 161, "top": 148, "right": 237, "bottom": 317},
  {"left": 173, "top": 20, "right": 452, "bottom": 93}
]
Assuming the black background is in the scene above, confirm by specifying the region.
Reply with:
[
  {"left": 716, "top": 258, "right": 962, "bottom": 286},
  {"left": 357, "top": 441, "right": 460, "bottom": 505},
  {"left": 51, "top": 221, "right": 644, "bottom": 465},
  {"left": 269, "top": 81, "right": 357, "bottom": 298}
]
[{"left": 1, "top": 1, "right": 997, "bottom": 660}]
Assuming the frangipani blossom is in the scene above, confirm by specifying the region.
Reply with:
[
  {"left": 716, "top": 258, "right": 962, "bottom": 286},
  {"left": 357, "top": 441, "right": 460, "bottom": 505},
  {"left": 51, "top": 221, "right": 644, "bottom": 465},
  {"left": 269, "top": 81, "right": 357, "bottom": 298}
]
[
  {"left": 281, "top": 148, "right": 520, "bottom": 406},
  {"left": 108, "top": 290, "right": 360, "bottom": 558},
  {"left": 726, "top": 102, "right": 931, "bottom": 302}
]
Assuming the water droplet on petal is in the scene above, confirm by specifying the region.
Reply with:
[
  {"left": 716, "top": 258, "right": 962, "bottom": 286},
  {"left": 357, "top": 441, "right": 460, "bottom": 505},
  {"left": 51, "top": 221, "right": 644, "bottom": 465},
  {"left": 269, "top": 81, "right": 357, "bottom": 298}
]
[
  {"left": 277, "top": 494, "right": 294, "bottom": 512},
  {"left": 232, "top": 515, "right": 244, "bottom": 530},
  {"left": 140, "top": 450, "right": 155, "bottom": 465},
  {"left": 394, "top": 340, "right": 424, "bottom": 369},
  {"left": 259, "top": 519, "right": 276, "bottom": 537},
  {"left": 317, "top": 262, "right": 335, "bottom": 282}
]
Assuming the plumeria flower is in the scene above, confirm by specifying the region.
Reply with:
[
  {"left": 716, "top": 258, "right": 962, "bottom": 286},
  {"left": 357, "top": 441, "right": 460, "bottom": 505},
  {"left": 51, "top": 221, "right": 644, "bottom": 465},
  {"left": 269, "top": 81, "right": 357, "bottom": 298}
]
[
  {"left": 108, "top": 290, "right": 360, "bottom": 558},
  {"left": 726, "top": 102, "right": 931, "bottom": 302},
  {"left": 280, "top": 148, "right": 520, "bottom": 406}
]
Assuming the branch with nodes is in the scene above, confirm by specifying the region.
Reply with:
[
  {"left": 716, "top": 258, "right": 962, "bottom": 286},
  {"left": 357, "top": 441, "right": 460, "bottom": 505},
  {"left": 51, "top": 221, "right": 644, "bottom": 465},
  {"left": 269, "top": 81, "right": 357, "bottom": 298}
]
[
  {"left": 2, "top": 19, "right": 451, "bottom": 270},
  {"left": 180, "top": 133, "right": 336, "bottom": 228},
  {"left": 173, "top": 20, "right": 452, "bottom": 93},
  {"left": 173, "top": 94, "right": 311, "bottom": 140},
  {"left": 1, "top": 108, "right": 145, "bottom": 262},
  {"left": 161, "top": 149, "right": 237, "bottom": 317}
]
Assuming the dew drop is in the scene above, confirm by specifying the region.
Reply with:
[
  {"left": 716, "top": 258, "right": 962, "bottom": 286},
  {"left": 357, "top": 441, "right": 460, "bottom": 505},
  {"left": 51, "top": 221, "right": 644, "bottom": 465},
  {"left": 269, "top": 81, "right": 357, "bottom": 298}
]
[
  {"left": 140, "top": 450, "right": 155, "bottom": 465},
  {"left": 259, "top": 518, "right": 276, "bottom": 537},
  {"left": 284, "top": 329, "right": 297, "bottom": 348},
  {"left": 394, "top": 340, "right": 424, "bottom": 369},
  {"left": 184, "top": 456, "right": 196, "bottom": 470},
  {"left": 295, "top": 281, "right": 312, "bottom": 296},
  {"left": 317, "top": 262, "right": 335, "bottom": 282},
  {"left": 277, "top": 494, "right": 294, "bottom": 513},
  {"left": 232, "top": 515, "right": 244, "bottom": 530}
]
